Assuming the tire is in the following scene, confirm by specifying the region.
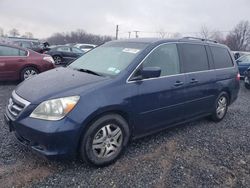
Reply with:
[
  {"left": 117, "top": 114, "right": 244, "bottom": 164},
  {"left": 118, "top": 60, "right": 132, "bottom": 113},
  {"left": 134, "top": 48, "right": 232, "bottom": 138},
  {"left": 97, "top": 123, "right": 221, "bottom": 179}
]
[
  {"left": 53, "top": 55, "right": 62, "bottom": 65},
  {"left": 20, "top": 67, "right": 39, "bottom": 81},
  {"left": 80, "top": 114, "right": 130, "bottom": 166},
  {"left": 244, "top": 76, "right": 250, "bottom": 89},
  {"left": 210, "top": 92, "right": 229, "bottom": 122}
]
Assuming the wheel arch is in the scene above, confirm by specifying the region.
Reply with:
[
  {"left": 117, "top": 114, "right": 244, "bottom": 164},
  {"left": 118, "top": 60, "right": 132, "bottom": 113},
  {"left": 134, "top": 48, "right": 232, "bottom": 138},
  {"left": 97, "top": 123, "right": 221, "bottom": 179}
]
[
  {"left": 76, "top": 108, "right": 134, "bottom": 153},
  {"left": 219, "top": 88, "right": 231, "bottom": 104}
]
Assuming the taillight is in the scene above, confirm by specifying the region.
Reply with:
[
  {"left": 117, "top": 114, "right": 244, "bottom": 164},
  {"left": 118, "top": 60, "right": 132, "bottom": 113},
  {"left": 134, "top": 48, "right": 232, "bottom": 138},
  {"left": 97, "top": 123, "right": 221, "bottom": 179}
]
[{"left": 236, "top": 73, "right": 240, "bottom": 81}]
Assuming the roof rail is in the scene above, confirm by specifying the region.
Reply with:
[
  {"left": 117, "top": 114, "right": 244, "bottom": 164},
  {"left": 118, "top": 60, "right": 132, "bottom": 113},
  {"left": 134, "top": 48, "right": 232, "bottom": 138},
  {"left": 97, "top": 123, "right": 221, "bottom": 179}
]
[{"left": 181, "top": 37, "right": 218, "bottom": 43}]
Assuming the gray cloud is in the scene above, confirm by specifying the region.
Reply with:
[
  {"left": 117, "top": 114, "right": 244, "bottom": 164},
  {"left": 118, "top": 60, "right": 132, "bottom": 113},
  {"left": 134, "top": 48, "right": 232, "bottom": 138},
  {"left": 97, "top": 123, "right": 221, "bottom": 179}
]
[{"left": 0, "top": 0, "right": 249, "bottom": 39}]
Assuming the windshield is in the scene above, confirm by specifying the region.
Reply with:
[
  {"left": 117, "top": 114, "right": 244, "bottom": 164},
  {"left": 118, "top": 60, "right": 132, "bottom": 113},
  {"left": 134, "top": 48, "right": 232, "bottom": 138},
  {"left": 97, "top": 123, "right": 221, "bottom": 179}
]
[
  {"left": 238, "top": 54, "right": 250, "bottom": 62},
  {"left": 68, "top": 42, "right": 148, "bottom": 77}
]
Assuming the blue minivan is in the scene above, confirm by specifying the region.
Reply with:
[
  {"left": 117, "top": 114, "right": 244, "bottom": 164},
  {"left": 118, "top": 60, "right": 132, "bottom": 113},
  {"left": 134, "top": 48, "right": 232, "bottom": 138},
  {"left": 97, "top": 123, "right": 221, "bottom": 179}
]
[{"left": 4, "top": 38, "right": 240, "bottom": 166}]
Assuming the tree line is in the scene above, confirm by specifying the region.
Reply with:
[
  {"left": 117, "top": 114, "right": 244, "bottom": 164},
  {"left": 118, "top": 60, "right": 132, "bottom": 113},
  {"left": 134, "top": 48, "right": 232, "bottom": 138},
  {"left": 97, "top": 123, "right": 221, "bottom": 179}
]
[
  {"left": 198, "top": 20, "right": 250, "bottom": 51},
  {"left": 0, "top": 28, "right": 34, "bottom": 38},
  {"left": 0, "top": 20, "right": 250, "bottom": 51},
  {"left": 46, "top": 29, "right": 113, "bottom": 45}
]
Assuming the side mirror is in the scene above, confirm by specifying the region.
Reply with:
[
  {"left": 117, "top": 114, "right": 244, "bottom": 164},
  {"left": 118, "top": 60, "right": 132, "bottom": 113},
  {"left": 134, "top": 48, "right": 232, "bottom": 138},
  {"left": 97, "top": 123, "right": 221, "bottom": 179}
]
[
  {"left": 130, "top": 67, "right": 161, "bottom": 81},
  {"left": 141, "top": 67, "right": 161, "bottom": 79}
]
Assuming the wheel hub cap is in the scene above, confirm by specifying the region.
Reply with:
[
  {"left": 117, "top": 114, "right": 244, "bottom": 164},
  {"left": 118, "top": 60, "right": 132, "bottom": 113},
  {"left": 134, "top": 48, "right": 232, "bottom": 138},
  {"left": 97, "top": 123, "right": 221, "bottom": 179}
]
[
  {"left": 24, "top": 70, "right": 37, "bottom": 80},
  {"left": 92, "top": 124, "right": 123, "bottom": 158},
  {"left": 216, "top": 96, "right": 227, "bottom": 119}
]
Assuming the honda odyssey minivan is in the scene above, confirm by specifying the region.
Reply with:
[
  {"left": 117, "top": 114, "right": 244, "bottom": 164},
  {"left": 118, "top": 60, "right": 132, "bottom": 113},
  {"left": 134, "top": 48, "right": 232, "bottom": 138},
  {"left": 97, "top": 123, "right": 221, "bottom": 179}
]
[{"left": 4, "top": 37, "right": 240, "bottom": 166}]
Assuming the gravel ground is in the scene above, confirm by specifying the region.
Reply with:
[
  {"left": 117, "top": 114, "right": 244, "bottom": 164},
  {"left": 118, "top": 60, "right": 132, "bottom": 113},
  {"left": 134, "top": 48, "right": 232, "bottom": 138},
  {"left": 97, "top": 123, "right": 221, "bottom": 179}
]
[{"left": 0, "top": 81, "right": 249, "bottom": 188}]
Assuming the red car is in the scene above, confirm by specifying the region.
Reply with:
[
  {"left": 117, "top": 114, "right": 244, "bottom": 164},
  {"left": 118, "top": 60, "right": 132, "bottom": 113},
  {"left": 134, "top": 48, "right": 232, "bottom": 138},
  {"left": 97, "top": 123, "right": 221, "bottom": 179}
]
[{"left": 0, "top": 43, "right": 55, "bottom": 81}]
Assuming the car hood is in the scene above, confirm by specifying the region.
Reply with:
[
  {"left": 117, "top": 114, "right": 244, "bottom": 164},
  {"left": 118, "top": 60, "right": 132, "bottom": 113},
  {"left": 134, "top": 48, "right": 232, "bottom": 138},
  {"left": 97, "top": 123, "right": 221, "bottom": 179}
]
[{"left": 15, "top": 67, "right": 109, "bottom": 103}]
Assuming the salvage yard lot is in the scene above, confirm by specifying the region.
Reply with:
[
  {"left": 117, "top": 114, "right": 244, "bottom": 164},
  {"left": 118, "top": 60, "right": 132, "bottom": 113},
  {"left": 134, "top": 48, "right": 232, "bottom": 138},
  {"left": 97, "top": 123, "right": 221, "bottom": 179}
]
[{"left": 0, "top": 81, "right": 249, "bottom": 187}]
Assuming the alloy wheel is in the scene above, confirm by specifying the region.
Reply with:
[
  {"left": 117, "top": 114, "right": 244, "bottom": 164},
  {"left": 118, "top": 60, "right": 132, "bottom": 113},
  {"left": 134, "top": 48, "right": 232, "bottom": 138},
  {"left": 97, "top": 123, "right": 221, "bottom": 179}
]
[
  {"left": 92, "top": 124, "right": 123, "bottom": 159},
  {"left": 216, "top": 96, "right": 227, "bottom": 119},
  {"left": 54, "top": 56, "right": 62, "bottom": 64},
  {"left": 23, "top": 69, "right": 37, "bottom": 80}
]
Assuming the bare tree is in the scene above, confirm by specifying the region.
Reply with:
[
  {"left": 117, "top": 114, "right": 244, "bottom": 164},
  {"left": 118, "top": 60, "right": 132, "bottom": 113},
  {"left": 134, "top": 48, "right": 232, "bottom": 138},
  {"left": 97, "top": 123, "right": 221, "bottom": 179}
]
[
  {"left": 210, "top": 30, "right": 225, "bottom": 43},
  {"left": 197, "top": 25, "right": 226, "bottom": 43},
  {"left": 200, "top": 25, "right": 210, "bottom": 39},
  {"left": 157, "top": 28, "right": 166, "bottom": 38},
  {"left": 225, "top": 20, "right": 250, "bottom": 51},
  {"left": 172, "top": 32, "right": 182, "bottom": 38},
  {"left": 47, "top": 29, "right": 113, "bottom": 45},
  {"left": 22, "top": 32, "right": 34, "bottom": 38},
  {"left": 0, "top": 27, "right": 4, "bottom": 37},
  {"left": 9, "top": 28, "right": 20, "bottom": 37}
]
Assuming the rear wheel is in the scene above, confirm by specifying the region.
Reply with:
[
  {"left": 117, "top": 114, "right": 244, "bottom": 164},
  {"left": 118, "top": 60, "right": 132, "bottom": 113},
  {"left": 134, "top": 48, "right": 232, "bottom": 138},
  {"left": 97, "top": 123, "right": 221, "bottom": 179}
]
[
  {"left": 20, "top": 67, "right": 39, "bottom": 81},
  {"left": 244, "top": 75, "right": 250, "bottom": 89},
  {"left": 210, "top": 92, "right": 229, "bottom": 122},
  {"left": 80, "top": 114, "right": 130, "bottom": 166}
]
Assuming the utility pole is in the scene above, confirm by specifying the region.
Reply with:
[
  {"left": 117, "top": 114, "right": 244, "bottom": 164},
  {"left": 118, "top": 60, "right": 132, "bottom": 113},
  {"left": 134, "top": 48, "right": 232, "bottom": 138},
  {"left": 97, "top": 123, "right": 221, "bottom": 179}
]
[
  {"left": 115, "top": 25, "right": 119, "bottom": 40},
  {"left": 128, "top": 31, "right": 131, "bottom": 38},
  {"left": 134, "top": 30, "right": 139, "bottom": 38}
]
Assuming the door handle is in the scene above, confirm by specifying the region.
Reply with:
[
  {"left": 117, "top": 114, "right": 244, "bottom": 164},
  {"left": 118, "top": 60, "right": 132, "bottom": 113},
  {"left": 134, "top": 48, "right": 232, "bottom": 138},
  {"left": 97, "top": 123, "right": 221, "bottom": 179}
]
[
  {"left": 190, "top": 78, "right": 199, "bottom": 84},
  {"left": 174, "top": 81, "right": 184, "bottom": 87}
]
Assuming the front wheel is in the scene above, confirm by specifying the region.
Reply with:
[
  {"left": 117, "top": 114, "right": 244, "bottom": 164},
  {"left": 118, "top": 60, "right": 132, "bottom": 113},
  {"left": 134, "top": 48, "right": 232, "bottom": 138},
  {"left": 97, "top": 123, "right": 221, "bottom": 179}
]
[
  {"left": 80, "top": 114, "right": 130, "bottom": 166},
  {"left": 210, "top": 92, "right": 229, "bottom": 122}
]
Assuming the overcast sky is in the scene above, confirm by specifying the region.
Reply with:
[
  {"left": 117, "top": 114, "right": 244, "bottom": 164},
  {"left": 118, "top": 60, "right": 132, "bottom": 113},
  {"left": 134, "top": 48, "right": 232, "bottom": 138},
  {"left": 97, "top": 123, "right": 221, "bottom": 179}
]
[{"left": 0, "top": 0, "right": 250, "bottom": 39}]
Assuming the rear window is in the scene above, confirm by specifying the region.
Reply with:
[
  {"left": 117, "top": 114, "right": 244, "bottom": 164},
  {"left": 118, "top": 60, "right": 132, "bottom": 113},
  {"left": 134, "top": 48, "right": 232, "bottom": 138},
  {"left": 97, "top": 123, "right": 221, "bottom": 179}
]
[
  {"left": 180, "top": 44, "right": 209, "bottom": 73},
  {"left": 211, "top": 46, "right": 234, "bottom": 69}
]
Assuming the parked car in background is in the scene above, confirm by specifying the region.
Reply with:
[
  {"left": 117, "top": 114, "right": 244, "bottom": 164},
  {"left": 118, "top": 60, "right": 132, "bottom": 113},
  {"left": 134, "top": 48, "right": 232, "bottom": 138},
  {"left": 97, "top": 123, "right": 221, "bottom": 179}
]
[
  {"left": 236, "top": 54, "right": 250, "bottom": 77},
  {"left": 65, "top": 43, "right": 76, "bottom": 47},
  {"left": 8, "top": 37, "right": 50, "bottom": 53},
  {"left": 244, "top": 67, "right": 250, "bottom": 89},
  {"left": 45, "top": 45, "right": 84, "bottom": 65},
  {"left": 232, "top": 51, "right": 250, "bottom": 60},
  {"left": 0, "top": 43, "right": 55, "bottom": 81},
  {"left": 4, "top": 37, "right": 240, "bottom": 166},
  {"left": 74, "top": 43, "right": 97, "bottom": 52}
]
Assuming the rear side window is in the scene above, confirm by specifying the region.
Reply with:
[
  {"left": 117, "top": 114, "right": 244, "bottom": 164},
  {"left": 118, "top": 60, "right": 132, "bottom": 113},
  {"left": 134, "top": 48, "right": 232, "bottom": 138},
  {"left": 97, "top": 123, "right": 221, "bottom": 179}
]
[
  {"left": 211, "top": 46, "right": 234, "bottom": 69},
  {"left": 0, "top": 46, "right": 27, "bottom": 56},
  {"left": 21, "top": 42, "right": 32, "bottom": 48},
  {"left": 142, "top": 43, "right": 180, "bottom": 76},
  {"left": 19, "top": 49, "right": 28, "bottom": 56},
  {"left": 72, "top": 47, "right": 83, "bottom": 53},
  {"left": 180, "top": 44, "right": 209, "bottom": 73},
  {"left": 57, "top": 47, "right": 71, "bottom": 52}
]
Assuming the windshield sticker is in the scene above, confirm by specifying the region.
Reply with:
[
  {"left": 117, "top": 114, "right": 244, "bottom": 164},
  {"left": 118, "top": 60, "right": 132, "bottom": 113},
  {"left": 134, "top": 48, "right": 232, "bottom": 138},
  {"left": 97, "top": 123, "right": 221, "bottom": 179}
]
[
  {"left": 107, "top": 67, "right": 121, "bottom": 74},
  {"left": 108, "top": 67, "right": 116, "bottom": 72},
  {"left": 115, "top": 69, "right": 120, "bottom": 74},
  {"left": 122, "top": 48, "right": 140, "bottom": 54}
]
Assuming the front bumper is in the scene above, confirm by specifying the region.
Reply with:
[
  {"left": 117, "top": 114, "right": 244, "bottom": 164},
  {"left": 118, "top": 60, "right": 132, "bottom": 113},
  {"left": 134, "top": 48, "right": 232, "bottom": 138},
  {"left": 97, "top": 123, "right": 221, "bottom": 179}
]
[{"left": 4, "top": 110, "right": 82, "bottom": 159}]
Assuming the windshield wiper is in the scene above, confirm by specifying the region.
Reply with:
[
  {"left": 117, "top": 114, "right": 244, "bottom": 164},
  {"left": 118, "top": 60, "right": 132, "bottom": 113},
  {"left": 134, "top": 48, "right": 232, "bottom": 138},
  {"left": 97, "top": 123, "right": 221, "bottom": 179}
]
[{"left": 75, "top": 68, "right": 103, "bottom": 76}]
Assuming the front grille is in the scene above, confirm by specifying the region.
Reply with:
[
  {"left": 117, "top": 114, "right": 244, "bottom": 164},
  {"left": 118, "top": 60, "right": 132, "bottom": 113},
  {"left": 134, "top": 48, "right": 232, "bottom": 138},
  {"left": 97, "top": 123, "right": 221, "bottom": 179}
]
[{"left": 6, "top": 91, "right": 30, "bottom": 120}]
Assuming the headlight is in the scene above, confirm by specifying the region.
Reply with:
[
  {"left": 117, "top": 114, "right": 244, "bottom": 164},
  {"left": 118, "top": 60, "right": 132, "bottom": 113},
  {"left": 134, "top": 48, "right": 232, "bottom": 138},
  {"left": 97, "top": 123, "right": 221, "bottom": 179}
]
[
  {"left": 30, "top": 96, "right": 80, "bottom": 121},
  {"left": 43, "top": 56, "right": 55, "bottom": 64}
]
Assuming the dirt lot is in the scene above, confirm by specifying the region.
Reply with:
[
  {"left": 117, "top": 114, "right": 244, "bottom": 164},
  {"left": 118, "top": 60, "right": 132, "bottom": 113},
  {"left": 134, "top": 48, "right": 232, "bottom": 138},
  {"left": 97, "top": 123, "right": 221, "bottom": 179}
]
[{"left": 0, "top": 81, "right": 249, "bottom": 188}]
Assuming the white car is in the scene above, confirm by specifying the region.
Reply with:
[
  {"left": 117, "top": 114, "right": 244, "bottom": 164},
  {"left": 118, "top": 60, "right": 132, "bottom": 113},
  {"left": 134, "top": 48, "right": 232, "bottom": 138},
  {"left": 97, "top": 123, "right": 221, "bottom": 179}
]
[{"left": 74, "top": 43, "right": 97, "bottom": 52}]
